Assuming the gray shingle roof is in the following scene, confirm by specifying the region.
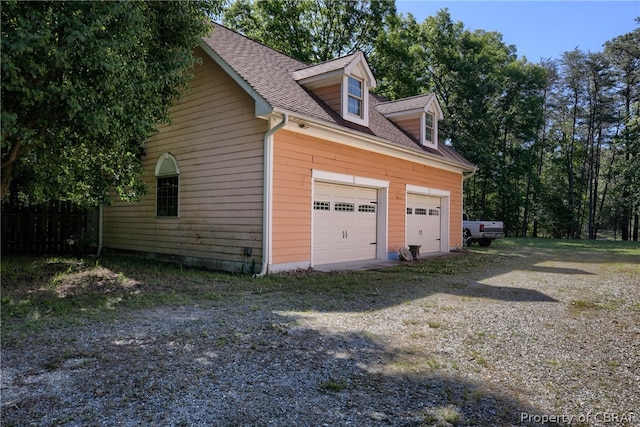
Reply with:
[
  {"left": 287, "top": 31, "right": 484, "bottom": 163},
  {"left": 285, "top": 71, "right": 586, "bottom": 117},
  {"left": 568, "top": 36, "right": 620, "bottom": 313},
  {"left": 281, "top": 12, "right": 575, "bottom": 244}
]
[
  {"left": 376, "top": 94, "right": 437, "bottom": 115},
  {"left": 291, "top": 54, "right": 360, "bottom": 81},
  {"left": 200, "top": 24, "right": 474, "bottom": 171}
]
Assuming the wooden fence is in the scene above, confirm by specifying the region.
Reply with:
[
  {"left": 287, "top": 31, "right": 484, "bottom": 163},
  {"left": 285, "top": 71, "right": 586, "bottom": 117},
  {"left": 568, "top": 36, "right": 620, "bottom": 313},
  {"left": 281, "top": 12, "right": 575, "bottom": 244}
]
[{"left": 1, "top": 199, "right": 99, "bottom": 255}]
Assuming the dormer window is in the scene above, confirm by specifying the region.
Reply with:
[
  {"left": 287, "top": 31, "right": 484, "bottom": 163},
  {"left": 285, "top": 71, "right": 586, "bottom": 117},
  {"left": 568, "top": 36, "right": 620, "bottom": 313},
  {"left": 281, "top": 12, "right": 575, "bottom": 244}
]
[
  {"left": 292, "top": 52, "right": 375, "bottom": 128},
  {"left": 424, "top": 112, "right": 435, "bottom": 146},
  {"left": 377, "top": 93, "right": 443, "bottom": 150},
  {"left": 341, "top": 73, "right": 369, "bottom": 126},
  {"left": 347, "top": 76, "right": 363, "bottom": 118}
]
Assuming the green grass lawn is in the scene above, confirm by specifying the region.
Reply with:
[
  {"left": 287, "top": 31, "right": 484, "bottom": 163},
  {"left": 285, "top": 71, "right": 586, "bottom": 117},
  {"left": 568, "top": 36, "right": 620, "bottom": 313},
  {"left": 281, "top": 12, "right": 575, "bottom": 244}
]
[{"left": 498, "top": 236, "right": 640, "bottom": 254}]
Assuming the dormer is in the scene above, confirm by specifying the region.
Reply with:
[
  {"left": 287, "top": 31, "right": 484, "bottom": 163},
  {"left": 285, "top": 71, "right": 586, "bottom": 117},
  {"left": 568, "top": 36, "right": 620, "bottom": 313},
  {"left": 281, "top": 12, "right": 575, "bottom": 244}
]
[
  {"left": 376, "top": 94, "right": 443, "bottom": 150},
  {"left": 292, "top": 52, "right": 376, "bottom": 127}
]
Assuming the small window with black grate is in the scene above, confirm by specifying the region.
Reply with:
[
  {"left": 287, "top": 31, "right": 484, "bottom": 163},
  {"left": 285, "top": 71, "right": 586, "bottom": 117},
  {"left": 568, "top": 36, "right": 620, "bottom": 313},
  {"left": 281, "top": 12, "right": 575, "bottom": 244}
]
[
  {"left": 334, "top": 202, "right": 355, "bottom": 212},
  {"left": 358, "top": 204, "right": 376, "bottom": 213},
  {"left": 157, "top": 176, "right": 179, "bottom": 217},
  {"left": 314, "top": 201, "right": 330, "bottom": 211}
]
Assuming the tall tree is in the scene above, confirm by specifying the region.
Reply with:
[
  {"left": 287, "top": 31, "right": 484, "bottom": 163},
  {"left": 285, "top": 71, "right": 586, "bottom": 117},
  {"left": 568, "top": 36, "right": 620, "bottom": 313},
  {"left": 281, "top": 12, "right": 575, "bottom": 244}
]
[
  {"left": 557, "top": 49, "right": 590, "bottom": 238},
  {"left": 537, "top": 28, "right": 637, "bottom": 240},
  {"left": 493, "top": 59, "right": 547, "bottom": 236},
  {"left": 411, "top": 10, "right": 548, "bottom": 231},
  {"left": 529, "top": 59, "right": 560, "bottom": 237},
  {"left": 222, "top": 0, "right": 396, "bottom": 64},
  {"left": 219, "top": 4, "right": 635, "bottom": 240},
  {"left": 583, "top": 52, "right": 616, "bottom": 239},
  {"left": 604, "top": 25, "right": 640, "bottom": 240},
  {"left": 369, "top": 12, "right": 425, "bottom": 100},
  {"left": 1, "top": 1, "right": 220, "bottom": 206}
]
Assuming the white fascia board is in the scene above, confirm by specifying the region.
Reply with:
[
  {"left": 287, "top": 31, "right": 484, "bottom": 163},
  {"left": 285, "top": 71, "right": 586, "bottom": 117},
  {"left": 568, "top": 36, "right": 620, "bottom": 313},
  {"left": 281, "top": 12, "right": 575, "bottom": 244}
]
[
  {"left": 344, "top": 52, "right": 377, "bottom": 88},
  {"left": 381, "top": 108, "right": 424, "bottom": 119},
  {"left": 276, "top": 109, "right": 471, "bottom": 175},
  {"left": 293, "top": 69, "right": 343, "bottom": 88},
  {"left": 426, "top": 97, "right": 444, "bottom": 121},
  {"left": 198, "top": 41, "right": 273, "bottom": 117}
]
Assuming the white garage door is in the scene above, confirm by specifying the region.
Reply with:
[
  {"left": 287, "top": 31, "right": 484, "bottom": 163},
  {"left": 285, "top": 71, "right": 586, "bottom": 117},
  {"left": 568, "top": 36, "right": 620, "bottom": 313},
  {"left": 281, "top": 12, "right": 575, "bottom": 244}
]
[
  {"left": 313, "top": 182, "right": 377, "bottom": 265},
  {"left": 406, "top": 194, "right": 441, "bottom": 254}
]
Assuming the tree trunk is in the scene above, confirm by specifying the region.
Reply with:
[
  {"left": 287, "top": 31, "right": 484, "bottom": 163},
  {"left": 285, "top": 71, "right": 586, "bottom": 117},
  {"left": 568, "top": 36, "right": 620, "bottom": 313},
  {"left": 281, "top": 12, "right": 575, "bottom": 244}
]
[{"left": 1, "top": 141, "right": 23, "bottom": 199}]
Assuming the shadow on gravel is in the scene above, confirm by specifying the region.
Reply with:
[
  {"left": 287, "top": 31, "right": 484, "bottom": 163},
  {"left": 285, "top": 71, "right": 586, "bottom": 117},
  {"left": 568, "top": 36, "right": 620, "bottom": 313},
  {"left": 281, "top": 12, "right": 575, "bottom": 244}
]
[
  {"left": 4, "top": 247, "right": 637, "bottom": 425},
  {"left": 461, "top": 282, "right": 558, "bottom": 302},
  {"left": 526, "top": 265, "right": 595, "bottom": 275},
  {"left": 1, "top": 307, "right": 545, "bottom": 426}
]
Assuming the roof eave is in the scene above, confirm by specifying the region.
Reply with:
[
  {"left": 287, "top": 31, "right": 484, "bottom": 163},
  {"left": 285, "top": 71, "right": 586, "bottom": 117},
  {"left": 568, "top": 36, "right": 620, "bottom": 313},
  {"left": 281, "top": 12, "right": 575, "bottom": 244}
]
[{"left": 269, "top": 108, "right": 475, "bottom": 174}]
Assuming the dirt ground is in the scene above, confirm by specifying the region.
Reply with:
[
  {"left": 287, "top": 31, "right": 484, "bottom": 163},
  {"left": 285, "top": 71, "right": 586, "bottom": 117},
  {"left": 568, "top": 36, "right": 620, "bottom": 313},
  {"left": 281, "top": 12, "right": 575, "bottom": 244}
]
[{"left": 2, "top": 244, "right": 639, "bottom": 426}]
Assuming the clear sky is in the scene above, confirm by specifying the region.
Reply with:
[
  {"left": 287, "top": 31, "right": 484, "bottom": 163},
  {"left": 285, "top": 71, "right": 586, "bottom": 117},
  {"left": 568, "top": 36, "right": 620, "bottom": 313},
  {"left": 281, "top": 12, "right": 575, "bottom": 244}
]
[{"left": 395, "top": 1, "right": 639, "bottom": 62}]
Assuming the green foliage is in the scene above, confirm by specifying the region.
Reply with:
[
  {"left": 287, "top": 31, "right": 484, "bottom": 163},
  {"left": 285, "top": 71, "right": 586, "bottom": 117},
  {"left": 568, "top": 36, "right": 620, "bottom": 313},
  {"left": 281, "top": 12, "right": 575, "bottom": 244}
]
[
  {"left": 373, "top": 9, "right": 638, "bottom": 240},
  {"left": 536, "top": 25, "right": 640, "bottom": 240},
  {"left": 370, "top": 10, "right": 549, "bottom": 230},
  {"left": 1, "top": 1, "right": 221, "bottom": 207},
  {"left": 222, "top": 0, "right": 396, "bottom": 63},
  {"left": 319, "top": 377, "right": 347, "bottom": 392},
  {"left": 369, "top": 12, "right": 425, "bottom": 99}
]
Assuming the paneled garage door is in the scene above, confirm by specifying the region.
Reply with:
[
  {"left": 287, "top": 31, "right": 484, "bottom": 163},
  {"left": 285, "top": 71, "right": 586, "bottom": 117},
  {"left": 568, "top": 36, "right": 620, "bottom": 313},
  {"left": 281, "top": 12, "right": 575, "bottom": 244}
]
[
  {"left": 313, "top": 182, "right": 378, "bottom": 265},
  {"left": 406, "top": 194, "right": 441, "bottom": 254}
]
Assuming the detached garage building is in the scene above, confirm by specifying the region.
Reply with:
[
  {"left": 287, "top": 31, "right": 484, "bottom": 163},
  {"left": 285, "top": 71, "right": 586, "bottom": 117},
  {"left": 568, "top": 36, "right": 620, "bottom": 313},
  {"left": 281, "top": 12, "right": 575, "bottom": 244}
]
[{"left": 102, "top": 24, "right": 476, "bottom": 274}]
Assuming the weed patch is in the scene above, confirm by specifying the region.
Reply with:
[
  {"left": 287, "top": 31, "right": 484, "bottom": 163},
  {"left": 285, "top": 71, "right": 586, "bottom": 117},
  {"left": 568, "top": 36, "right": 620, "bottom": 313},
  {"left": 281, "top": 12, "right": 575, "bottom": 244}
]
[
  {"left": 569, "top": 299, "right": 619, "bottom": 313},
  {"left": 319, "top": 377, "right": 347, "bottom": 392}
]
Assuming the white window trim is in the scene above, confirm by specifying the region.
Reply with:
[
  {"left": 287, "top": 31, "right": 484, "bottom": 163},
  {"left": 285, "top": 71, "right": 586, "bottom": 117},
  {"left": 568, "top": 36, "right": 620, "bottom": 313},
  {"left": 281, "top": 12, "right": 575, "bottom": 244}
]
[
  {"left": 341, "top": 75, "right": 369, "bottom": 127},
  {"left": 155, "top": 152, "right": 180, "bottom": 176},
  {"left": 421, "top": 112, "right": 438, "bottom": 149},
  {"left": 347, "top": 76, "right": 363, "bottom": 117},
  {"left": 155, "top": 153, "right": 180, "bottom": 218}
]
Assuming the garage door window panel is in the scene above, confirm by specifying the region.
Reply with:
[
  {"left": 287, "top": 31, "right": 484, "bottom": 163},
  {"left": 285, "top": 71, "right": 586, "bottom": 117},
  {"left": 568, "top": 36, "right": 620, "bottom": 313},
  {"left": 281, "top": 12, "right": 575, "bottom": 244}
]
[{"left": 334, "top": 202, "right": 355, "bottom": 212}]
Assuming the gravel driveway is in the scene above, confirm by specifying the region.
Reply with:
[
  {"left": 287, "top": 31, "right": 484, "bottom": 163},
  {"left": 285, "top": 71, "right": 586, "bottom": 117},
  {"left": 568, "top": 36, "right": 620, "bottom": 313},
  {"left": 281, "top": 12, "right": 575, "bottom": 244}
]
[{"left": 2, "top": 245, "right": 639, "bottom": 426}]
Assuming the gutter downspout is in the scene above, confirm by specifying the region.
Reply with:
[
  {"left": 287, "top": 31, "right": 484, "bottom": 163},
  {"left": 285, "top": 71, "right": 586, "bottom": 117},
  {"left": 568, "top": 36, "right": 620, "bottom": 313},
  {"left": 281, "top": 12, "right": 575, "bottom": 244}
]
[{"left": 254, "top": 113, "right": 288, "bottom": 277}]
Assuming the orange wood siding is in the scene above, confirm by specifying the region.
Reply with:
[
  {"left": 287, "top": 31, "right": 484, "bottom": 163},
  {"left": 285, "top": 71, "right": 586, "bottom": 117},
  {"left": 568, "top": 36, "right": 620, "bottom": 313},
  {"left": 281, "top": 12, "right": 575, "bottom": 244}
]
[
  {"left": 272, "top": 129, "right": 463, "bottom": 265},
  {"left": 102, "top": 48, "right": 267, "bottom": 268},
  {"left": 392, "top": 117, "right": 421, "bottom": 141},
  {"left": 313, "top": 83, "right": 341, "bottom": 114}
]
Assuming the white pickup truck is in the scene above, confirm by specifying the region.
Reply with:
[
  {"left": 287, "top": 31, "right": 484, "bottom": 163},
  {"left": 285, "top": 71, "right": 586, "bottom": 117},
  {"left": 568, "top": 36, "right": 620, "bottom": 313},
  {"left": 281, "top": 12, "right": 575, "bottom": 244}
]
[{"left": 463, "top": 212, "right": 504, "bottom": 247}]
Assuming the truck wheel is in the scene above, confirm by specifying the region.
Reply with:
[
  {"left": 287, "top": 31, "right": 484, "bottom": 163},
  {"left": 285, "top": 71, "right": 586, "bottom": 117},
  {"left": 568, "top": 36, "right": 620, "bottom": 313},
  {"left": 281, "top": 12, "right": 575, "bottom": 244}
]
[{"left": 478, "top": 239, "right": 492, "bottom": 247}]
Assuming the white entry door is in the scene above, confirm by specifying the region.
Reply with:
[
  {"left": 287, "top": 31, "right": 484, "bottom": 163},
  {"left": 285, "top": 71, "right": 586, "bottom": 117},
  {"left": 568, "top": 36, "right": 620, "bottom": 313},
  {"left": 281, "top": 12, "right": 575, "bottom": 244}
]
[
  {"left": 406, "top": 194, "right": 441, "bottom": 254},
  {"left": 313, "top": 182, "right": 378, "bottom": 265}
]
